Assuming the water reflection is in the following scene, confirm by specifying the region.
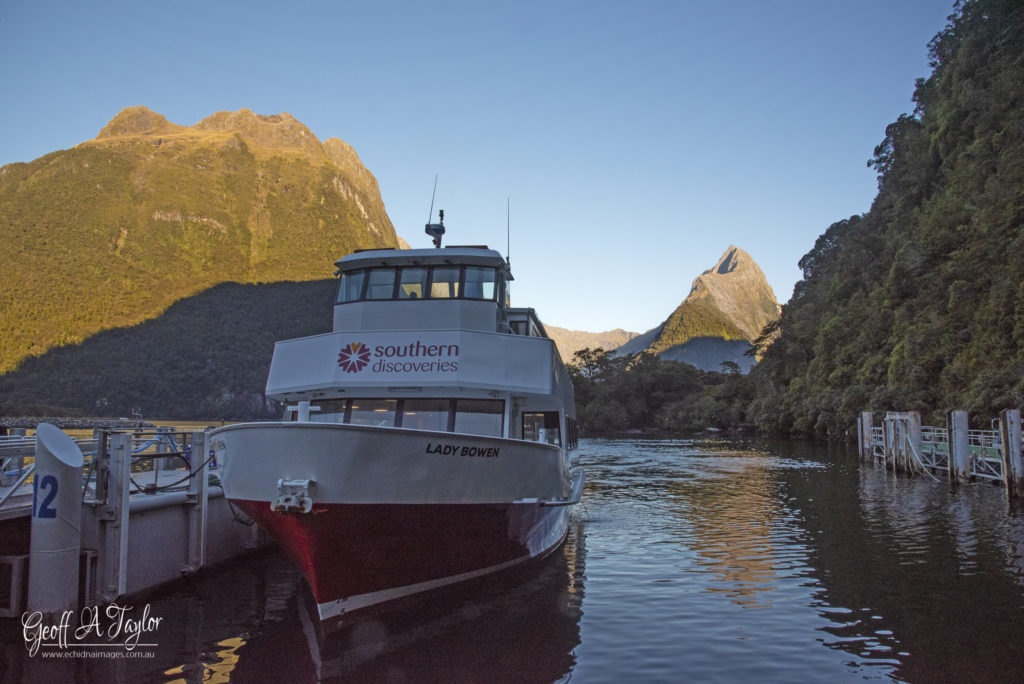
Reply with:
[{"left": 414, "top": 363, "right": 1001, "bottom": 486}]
[{"left": 575, "top": 437, "right": 1024, "bottom": 683}]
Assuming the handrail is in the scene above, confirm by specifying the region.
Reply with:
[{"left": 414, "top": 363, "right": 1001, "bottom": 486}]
[{"left": 0, "top": 463, "right": 35, "bottom": 508}]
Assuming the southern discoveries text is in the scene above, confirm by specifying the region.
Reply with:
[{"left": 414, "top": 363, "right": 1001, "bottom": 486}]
[{"left": 371, "top": 341, "right": 459, "bottom": 373}]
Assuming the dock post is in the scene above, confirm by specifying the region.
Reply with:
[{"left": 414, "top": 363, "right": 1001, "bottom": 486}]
[
  {"left": 886, "top": 412, "right": 907, "bottom": 473},
  {"left": 858, "top": 412, "right": 873, "bottom": 461},
  {"left": 907, "top": 412, "right": 923, "bottom": 473},
  {"left": 184, "top": 431, "right": 209, "bottom": 573},
  {"left": 947, "top": 410, "right": 970, "bottom": 486},
  {"left": 27, "top": 424, "right": 84, "bottom": 617},
  {"left": 99, "top": 432, "right": 132, "bottom": 602},
  {"left": 999, "top": 409, "right": 1024, "bottom": 500},
  {"left": 882, "top": 414, "right": 893, "bottom": 470}
]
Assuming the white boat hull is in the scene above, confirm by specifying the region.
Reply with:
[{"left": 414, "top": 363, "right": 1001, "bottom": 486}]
[{"left": 210, "top": 422, "right": 582, "bottom": 627}]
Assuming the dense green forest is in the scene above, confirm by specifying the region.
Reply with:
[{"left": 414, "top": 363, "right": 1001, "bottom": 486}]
[
  {"left": 749, "top": 0, "right": 1024, "bottom": 438},
  {"left": 568, "top": 347, "right": 752, "bottom": 434},
  {"left": 572, "top": 0, "right": 1024, "bottom": 439}
]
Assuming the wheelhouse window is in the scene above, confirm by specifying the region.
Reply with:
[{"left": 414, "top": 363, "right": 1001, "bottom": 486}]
[
  {"left": 336, "top": 264, "right": 500, "bottom": 303},
  {"left": 454, "top": 399, "right": 504, "bottom": 437},
  {"left": 464, "top": 267, "right": 497, "bottom": 300},
  {"left": 366, "top": 269, "right": 397, "bottom": 300},
  {"left": 523, "top": 412, "right": 561, "bottom": 446},
  {"left": 400, "top": 399, "right": 450, "bottom": 431},
  {"left": 398, "top": 267, "right": 428, "bottom": 299},
  {"left": 430, "top": 267, "right": 461, "bottom": 298},
  {"left": 349, "top": 399, "right": 398, "bottom": 426},
  {"left": 337, "top": 270, "right": 366, "bottom": 303}
]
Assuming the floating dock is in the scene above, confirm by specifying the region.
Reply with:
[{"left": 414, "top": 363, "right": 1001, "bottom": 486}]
[{"left": 0, "top": 425, "right": 263, "bottom": 619}]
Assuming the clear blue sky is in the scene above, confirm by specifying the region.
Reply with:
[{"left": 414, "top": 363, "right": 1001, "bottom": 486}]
[{"left": 1, "top": 0, "right": 954, "bottom": 334}]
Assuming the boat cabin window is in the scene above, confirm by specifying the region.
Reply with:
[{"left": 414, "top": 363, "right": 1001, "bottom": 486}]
[
  {"left": 337, "top": 271, "right": 366, "bottom": 303},
  {"left": 464, "top": 267, "right": 497, "bottom": 300},
  {"left": 400, "top": 398, "right": 450, "bottom": 431},
  {"left": 301, "top": 398, "right": 505, "bottom": 437},
  {"left": 335, "top": 265, "right": 499, "bottom": 304},
  {"left": 399, "top": 267, "right": 428, "bottom": 299},
  {"left": 523, "top": 412, "right": 561, "bottom": 446},
  {"left": 453, "top": 399, "right": 504, "bottom": 437},
  {"left": 305, "top": 399, "right": 347, "bottom": 423},
  {"left": 431, "top": 267, "right": 461, "bottom": 298},
  {"left": 366, "top": 269, "right": 397, "bottom": 300},
  {"left": 349, "top": 399, "right": 398, "bottom": 426}
]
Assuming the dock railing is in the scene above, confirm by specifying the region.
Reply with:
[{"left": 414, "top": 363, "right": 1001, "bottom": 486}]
[
  {"left": 858, "top": 409, "right": 1024, "bottom": 499},
  {"left": 1, "top": 425, "right": 261, "bottom": 619},
  {"left": 1, "top": 428, "right": 198, "bottom": 512}
]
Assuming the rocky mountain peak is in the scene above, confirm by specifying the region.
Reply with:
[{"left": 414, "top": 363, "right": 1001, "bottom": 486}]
[
  {"left": 712, "top": 244, "right": 741, "bottom": 274},
  {"left": 92, "top": 107, "right": 336, "bottom": 162},
  {"left": 96, "top": 106, "right": 187, "bottom": 138},
  {"left": 193, "top": 108, "right": 323, "bottom": 158},
  {"left": 687, "top": 245, "right": 778, "bottom": 341}
]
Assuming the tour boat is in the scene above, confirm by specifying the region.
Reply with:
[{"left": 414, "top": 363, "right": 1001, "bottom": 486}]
[{"left": 209, "top": 216, "right": 583, "bottom": 630}]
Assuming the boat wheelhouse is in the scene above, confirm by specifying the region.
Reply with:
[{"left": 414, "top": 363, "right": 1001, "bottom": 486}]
[{"left": 210, "top": 229, "right": 583, "bottom": 629}]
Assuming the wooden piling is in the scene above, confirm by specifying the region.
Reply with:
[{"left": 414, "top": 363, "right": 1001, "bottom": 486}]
[
  {"left": 858, "top": 412, "right": 873, "bottom": 461},
  {"left": 947, "top": 410, "right": 971, "bottom": 486},
  {"left": 999, "top": 409, "right": 1024, "bottom": 500}
]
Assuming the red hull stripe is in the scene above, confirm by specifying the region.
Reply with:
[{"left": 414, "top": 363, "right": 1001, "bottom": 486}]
[{"left": 235, "top": 500, "right": 566, "bottom": 614}]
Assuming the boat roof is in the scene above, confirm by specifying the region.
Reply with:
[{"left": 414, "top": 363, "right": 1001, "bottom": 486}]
[{"left": 335, "top": 246, "right": 510, "bottom": 274}]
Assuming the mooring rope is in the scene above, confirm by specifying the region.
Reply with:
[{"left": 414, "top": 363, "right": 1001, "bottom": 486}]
[{"left": 904, "top": 432, "right": 942, "bottom": 482}]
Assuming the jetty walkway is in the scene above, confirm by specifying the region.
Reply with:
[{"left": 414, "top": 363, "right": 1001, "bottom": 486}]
[{"left": 857, "top": 409, "right": 1024, "bottom": 500}]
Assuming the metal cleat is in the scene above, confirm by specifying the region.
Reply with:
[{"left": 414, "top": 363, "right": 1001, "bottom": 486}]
[{"left": 271, "top": 478, "right": 315, "bottom": 513}]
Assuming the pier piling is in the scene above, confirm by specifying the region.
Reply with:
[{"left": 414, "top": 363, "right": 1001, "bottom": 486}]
[
  {"left": 27, "top": 424, "right": 84, "bottom": 616},
  {"left": 999, "top": 409, "right": 1024, "bottom": 500},
  {"left": 858, "top": 412, "right": 873, "bottom": 461},
  {"left": 947, "top": 410, "right": 971, "bottom": 486}
]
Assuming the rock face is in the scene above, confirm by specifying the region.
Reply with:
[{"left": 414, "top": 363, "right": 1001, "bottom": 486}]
[
  {"left": 616, "top": 246, "right": 779, "bottom": 372},
  {"left": 546, "top": 326, "right": 640, "bottom": 362},
  {"left": 683, "top": 245, "right": 779, "bottom": 341},
  {"left": 0, "top": 107, "right": 399, "bottom": 373}
]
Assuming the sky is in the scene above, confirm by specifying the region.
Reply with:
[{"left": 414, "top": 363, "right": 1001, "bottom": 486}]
[{"left": 0, "top": 0, "right": 955, "bottom": 334}]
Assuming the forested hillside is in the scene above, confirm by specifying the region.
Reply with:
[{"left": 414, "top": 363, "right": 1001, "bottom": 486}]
[
  {"left": 0, "top": 107, "right": 398, "bottom": 374},
  {"left": 750, "top": 0, "right": 1024, "bottom": 438},
  {"left": 0, "top": 280, "right": 336, "bottom": 419}
]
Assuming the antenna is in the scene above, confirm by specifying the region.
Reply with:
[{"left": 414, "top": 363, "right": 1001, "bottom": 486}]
[
  {"left": 424, "top": 176, "right": 445, "bottom": 248},
  {"left": 426, "top": 174, "right": 438, "bottom": 225},
  {"left": 506, "top": 197, "right": 511, "bottom": 265}
]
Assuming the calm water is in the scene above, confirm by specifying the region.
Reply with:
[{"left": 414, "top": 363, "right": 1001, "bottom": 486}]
[{"left": 4, "top": 437, "right": 1024, "bottom": 682}]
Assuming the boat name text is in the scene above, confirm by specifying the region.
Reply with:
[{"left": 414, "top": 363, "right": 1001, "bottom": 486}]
[{"left": 426, "top": 442, "right": 499, "bottom": 458}]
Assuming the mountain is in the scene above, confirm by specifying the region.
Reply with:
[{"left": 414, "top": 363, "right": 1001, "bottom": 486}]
[
  {"left": 0, "top": 106, "right": 399, "bottom": 374},
  {"left": 749, "top": 0, "right": 1024, "bottom": 438},
  {"left": 616, "top": 246, "right": 779, "bottom": 371},
  {"left": 0, "top": 280, "right": 337, "bottom": 419},
  {"left": 545, "top": 326, "right": 640, "bottom": 361}
]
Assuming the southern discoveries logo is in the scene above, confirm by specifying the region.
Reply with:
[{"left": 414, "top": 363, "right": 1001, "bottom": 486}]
[
  {"left": 339, "top": 340, "right": 460, "bottom": 374},
  {"left": 337, "top": 341, "right": 371, "bottom": 373}
]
